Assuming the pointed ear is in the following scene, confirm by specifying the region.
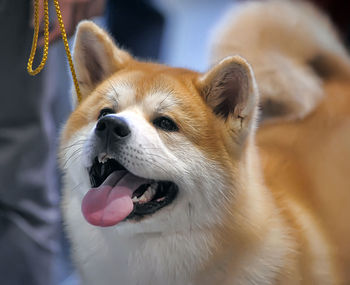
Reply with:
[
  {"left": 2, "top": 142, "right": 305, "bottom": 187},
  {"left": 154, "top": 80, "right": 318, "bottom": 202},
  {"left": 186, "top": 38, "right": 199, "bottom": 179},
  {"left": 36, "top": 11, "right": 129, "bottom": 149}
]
[
  {"left": 73, "top": 21, "right": 132, "bottom": 102},
  {"left": 197, "top": 56, "right": 258, "bottom": 136}
]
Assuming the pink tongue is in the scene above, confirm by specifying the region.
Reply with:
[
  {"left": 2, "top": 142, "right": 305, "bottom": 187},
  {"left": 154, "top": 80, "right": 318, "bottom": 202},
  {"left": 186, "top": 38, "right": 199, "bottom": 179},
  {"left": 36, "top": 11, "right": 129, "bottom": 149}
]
[{"left": 81, "top": 171, "right": 149, "bottom": 227}]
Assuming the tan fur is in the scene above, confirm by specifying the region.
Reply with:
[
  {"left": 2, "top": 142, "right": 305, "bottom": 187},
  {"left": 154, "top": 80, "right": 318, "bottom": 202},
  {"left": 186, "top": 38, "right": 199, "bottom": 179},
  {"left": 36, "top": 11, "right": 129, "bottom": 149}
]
[
  {"left": 257, "top": 80, "right": 350, "bottom": 283},
  {"left": 60, "top": 2, "right": 350, "bottom": 283},
  {"left": 210, "top": 0, "right": 350, "bottom": 122},
  {"left": 209, "top": 0, "right": 350, "bottom": 283}
]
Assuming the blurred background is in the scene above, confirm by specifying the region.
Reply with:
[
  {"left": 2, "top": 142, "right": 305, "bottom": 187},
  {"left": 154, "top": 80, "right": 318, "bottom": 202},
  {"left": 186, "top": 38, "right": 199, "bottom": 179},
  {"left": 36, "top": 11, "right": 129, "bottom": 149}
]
[{"left": 0, "top": 0, "right": 349, "bottom": 284}]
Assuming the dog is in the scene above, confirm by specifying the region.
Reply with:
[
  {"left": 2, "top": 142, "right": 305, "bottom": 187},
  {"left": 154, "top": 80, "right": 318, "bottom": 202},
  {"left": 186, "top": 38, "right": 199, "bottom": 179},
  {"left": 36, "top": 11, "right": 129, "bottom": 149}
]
[{"left": 59, "top": 1, "right": 350, "bottom": 284}]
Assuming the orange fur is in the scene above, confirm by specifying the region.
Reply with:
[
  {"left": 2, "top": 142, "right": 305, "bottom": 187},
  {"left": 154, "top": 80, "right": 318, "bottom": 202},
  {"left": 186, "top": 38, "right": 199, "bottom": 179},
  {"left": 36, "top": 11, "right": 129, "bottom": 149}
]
[
  {"left": 257, "top": 79, "right": 350, "bottom": 283},
  {"left": 60, "top": 2, "right": 350, "bottom": 281},
  {"left": 209, "top": 0, "right": 350, "bottom": 283}
]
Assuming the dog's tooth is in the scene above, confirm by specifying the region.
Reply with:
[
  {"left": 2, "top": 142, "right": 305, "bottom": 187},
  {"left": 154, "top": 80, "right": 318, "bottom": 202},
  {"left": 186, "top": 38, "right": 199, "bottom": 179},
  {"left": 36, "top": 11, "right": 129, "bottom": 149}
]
[
  {"left": 149, "top": 184, "right": 157, "bottom": 197},
  {"left": 149, "top": 186, "right": 156, "bottom": 198},
  {"left": 98, "top": 152, "right": 107, "bottom": 163},
  {"left": 132, "top": 184, "right": 158, "bottom": 204},
  {"left": 138, "top": 195, "right": 148, "bottom": 204},
  {"left": 138, "top": 192, "right": 148, "bottom": 204},
  {"left": 138, "top": 186, "right": 155, "bottom": 204}
]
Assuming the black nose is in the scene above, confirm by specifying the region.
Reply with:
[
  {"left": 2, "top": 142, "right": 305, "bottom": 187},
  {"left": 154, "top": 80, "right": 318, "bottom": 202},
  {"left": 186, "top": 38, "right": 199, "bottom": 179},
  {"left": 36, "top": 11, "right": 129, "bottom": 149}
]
[{"left": 95, "top": 116, "right": 131, "bottom": 140}]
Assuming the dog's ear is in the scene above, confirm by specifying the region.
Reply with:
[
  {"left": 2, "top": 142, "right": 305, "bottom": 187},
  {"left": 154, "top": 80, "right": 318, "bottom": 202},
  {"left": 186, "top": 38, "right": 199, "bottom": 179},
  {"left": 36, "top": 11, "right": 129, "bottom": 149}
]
[
  {"left": 73, "top": 21, "right": 132, "bottom": 102},
  {"left": 197, "top": 56, "right": 258, "bottom": 140}
]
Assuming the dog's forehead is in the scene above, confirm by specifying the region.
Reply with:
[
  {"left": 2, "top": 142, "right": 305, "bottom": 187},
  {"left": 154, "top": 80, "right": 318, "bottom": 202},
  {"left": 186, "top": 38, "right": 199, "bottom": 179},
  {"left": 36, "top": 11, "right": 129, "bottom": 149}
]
[{"left": 104, "top": 70, "right": 189, "bottom": 113}]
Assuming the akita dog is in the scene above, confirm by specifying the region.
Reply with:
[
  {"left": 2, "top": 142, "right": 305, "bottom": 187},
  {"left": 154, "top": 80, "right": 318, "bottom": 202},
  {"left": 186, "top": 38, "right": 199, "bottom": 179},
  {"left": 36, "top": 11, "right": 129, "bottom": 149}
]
[{"left": 59, "top": 1, "right": 350, "bottom": 284}]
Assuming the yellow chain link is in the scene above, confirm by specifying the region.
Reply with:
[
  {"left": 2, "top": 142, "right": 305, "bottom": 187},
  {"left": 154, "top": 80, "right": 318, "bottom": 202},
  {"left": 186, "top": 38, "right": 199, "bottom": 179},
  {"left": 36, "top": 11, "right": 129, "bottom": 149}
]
[
  {"left": 27, "top": 0, "right": 49, "bottom": 76},
  {"left": 27, "top": 0, "right": 82, "bottom": 103}
]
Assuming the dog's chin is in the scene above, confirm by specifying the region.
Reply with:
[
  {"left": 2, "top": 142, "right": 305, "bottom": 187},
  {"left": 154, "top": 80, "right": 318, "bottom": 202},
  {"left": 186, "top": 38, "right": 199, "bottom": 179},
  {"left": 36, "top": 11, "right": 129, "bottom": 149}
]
[{"left": 88, "top": 155, "right": 179, "bottom": 223}]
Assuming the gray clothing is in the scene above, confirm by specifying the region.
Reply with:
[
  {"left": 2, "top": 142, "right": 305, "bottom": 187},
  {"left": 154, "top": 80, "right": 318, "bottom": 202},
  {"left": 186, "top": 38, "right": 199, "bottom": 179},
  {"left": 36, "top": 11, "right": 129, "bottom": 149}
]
[{"left": 0, "top": 0, "right": 60, "bottom": 284}]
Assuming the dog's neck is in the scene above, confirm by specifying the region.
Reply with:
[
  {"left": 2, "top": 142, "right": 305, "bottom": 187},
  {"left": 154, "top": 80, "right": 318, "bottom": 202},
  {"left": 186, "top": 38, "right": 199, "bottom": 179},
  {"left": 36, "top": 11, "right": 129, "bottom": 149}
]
[
  {"left": 117, "top": 142, "right": 295, "bottom": 285},
  {"left": 191, "top": 141, "right": 294, "bottom": 284}
]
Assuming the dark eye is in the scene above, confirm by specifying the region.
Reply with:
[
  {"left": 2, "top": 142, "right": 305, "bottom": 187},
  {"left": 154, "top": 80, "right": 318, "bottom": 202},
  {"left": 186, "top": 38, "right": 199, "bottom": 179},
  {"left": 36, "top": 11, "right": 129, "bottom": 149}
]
[
  {"left": 153, "top": 116, "right": 178, "bottom": 132},
  {"left": 98, "top": 108, "right": 114, "bottom": 119}
]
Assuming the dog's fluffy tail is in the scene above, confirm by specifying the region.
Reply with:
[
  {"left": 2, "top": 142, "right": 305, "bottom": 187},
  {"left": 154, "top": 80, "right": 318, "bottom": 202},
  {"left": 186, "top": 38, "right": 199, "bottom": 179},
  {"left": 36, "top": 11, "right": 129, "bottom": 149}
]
[{"left": 210, "top": 0, "right": 350, "bottom": 122}]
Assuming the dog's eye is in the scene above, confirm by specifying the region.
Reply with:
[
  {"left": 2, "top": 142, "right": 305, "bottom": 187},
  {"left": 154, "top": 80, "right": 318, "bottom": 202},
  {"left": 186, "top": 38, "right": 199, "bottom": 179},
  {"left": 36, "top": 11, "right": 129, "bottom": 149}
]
[
  {"left": 153, "top": 116, "right": 178, "bottom": 132},
  {"left": 98, "top": 108, "right": 114, "bottom": 119}
]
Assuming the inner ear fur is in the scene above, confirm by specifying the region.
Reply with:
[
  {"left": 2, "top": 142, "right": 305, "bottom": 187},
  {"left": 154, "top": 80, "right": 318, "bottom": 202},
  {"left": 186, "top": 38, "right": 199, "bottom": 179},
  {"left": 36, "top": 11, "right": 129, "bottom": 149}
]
[
  {"left": 73, "top": 21, "right": 132, "bottom": 101},
  {"left": 197, "top": 56, "right": 258, "bottom": 123}
]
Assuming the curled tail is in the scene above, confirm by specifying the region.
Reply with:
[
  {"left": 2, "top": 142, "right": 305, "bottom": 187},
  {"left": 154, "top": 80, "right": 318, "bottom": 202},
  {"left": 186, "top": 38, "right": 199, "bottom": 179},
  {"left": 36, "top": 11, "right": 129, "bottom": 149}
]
[{"left": 210, "top": 0, "right": 350, "bottom": 122}]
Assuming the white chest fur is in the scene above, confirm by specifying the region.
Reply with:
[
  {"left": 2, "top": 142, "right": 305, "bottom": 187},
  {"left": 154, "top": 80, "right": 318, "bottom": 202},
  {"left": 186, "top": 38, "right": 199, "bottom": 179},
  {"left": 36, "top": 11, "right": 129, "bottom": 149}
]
[{"left": 63, "top": 188, "right": 213, "bottom": 285}]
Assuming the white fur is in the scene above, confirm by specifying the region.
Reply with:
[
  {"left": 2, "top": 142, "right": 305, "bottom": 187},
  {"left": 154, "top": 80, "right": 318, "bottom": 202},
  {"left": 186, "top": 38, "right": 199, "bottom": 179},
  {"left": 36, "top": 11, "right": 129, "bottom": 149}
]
[{"left": 61, "top": 88, "right": 233, "bottom": 284}]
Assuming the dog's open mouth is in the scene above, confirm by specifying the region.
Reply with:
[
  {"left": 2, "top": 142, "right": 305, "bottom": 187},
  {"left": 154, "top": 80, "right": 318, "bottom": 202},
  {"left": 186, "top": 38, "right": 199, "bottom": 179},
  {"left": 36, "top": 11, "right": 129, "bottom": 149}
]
[{"left": 81, "top": 156, "right": 178, "bottom": 227}]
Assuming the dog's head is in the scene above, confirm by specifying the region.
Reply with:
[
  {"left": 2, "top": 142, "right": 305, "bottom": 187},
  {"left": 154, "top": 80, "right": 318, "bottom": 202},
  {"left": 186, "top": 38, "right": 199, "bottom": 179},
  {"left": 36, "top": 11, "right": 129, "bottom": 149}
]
[{"left": 60, "top": 21, "right": 259, "bottom": 234}]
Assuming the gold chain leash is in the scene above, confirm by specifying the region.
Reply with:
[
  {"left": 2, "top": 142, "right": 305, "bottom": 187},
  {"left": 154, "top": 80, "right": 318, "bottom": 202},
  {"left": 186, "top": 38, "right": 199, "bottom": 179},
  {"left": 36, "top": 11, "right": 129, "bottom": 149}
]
[
  {"left": 27, "top": 0, "right": 82, "bottom": 103},
  {"left": 27, "top": 0, "right": 49, "bottom": 76}
]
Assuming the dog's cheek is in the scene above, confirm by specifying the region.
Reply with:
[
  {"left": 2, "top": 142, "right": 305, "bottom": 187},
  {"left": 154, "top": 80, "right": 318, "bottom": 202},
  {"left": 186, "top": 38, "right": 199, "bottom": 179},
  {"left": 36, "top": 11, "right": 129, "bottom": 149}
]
[{"left": 60, "top": 124, "right": 96, "bottom": 186}]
